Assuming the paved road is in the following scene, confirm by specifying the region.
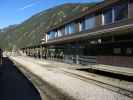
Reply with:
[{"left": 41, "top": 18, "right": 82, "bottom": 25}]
[{"left": 0, "top": 57, "right": 41, "bottom": 100}]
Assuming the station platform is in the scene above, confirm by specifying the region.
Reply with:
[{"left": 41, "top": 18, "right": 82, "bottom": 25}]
[
  {"left": 8, "top": 55, "right": 133, "bottom": 100},
  {"left": 22, "top": 56, "right": 133, "bottom": 77}
]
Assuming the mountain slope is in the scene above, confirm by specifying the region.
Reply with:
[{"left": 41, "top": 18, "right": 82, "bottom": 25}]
[{"left": 0, "top": 3, "right": 96, "bottom": 49}]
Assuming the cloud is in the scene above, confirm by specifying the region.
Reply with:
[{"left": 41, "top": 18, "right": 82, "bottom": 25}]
[{"left": 20, "top": 2, "right": 37, "bottom": 10}]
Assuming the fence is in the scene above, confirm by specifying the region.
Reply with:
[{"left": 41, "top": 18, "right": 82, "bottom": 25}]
[{"left": 63, "top": 55, "right": 96, "bottom": 65}]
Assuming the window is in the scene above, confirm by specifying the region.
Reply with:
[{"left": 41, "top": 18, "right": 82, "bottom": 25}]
[
  {"left": 48, "top": 32, "right": 52, "bottom": 40},
  {"left": 48, "top": 31, "right": 57, "bottom": 40},
  {"left": 85, "top": 16, "right": 96, "bottom": 30},
  {"left": 65, "top": 24, "right": 70, "bottom": 35},
  {"left": 69, "top": 23, "right": 76, "bottom": 34},
  {"left": 114, "top": 1, "right": 128, "bottom": 21},
  {"left": 102, "top": 1, "right": 128, "bottom": 25},
  {"left": 113, "top": 48, "right": 121, "bottom": 54},
  {"left": 65, "top": 23, "right": 76, "bottom": 34},
  {"left": 103, "top": 8, "right": 113, "bottom": 25},
  {"left": 126, "top": 48, "right": 132, "bottom": 55}
]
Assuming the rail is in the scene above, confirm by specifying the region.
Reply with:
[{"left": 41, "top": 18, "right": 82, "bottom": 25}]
[{"left": 63, "top": 55, "right": 96, "bottom": 65}]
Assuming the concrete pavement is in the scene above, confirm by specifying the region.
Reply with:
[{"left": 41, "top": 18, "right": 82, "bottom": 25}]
[{"left": 9, "top": 56, "right": 133, "bottom": 100}]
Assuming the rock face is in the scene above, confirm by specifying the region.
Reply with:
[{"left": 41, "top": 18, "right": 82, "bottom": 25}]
[{"left": 0, "top": 3, "right": 96, "bottom": 49}]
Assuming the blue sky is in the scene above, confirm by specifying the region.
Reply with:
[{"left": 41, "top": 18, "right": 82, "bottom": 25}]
[{"left": 0, "top": 0, "right": 101, "bottom": 29}]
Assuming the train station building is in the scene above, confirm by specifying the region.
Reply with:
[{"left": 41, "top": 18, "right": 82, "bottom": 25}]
[{"left": 22, "top": 0, "right": 133, "bottom": 67}]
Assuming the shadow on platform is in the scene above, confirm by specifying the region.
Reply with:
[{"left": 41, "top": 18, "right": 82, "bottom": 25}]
[{"left": 0, "top": 57, "right": 41, "bottom": 100}]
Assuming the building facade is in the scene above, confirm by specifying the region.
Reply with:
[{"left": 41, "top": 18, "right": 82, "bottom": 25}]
[{"left": 23, "top": 0, "right": 133, "bottom": 67}]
